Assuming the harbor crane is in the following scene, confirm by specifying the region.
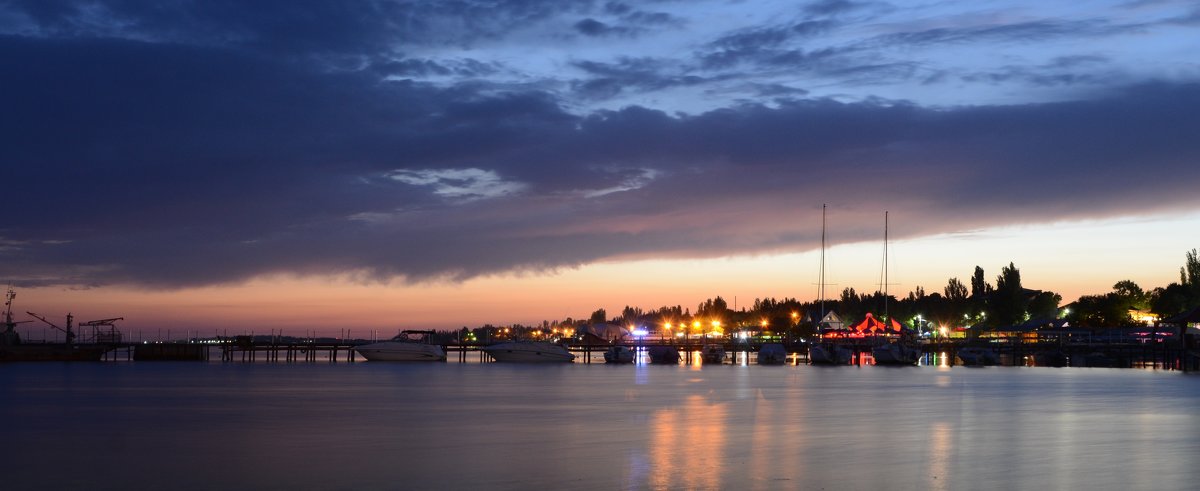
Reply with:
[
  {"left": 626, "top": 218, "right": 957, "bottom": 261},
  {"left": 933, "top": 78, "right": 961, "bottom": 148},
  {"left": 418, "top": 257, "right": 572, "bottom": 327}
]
[
  {"left": 79, "top": 317, "right": 125, "bottom": 343},
  {"left": 26, "top": 311, "right": 77, "bottom": 345}
]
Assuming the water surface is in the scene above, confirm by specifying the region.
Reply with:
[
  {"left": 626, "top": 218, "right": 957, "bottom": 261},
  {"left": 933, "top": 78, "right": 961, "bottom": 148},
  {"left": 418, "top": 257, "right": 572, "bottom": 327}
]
[{"left": 2, "top": 362, "right": 1197, "bottom": 490}]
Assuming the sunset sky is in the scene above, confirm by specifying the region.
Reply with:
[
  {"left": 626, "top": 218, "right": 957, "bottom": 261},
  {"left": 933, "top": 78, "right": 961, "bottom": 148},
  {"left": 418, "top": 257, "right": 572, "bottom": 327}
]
[{"left": 3, "top": 0, "right": 1199, "bottom": 338}]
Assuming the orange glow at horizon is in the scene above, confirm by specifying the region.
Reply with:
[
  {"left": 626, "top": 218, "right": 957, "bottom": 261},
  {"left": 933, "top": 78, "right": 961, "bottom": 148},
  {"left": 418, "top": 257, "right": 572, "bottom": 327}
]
[{"left": 10, "top": 211, "right": 1198, "bottom": 338}]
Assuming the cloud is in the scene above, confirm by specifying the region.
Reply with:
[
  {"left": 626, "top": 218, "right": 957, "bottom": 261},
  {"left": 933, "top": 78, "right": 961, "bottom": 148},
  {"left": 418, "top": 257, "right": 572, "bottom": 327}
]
[
  {"left": 867, "top": 19, "right": 1143, "bottom": 47},
  {"left": 1, "top": 1, "right": 1199, "bottom": 289},
  {"left": 387, "top": 168, "right": 528, "bottom": 200}
]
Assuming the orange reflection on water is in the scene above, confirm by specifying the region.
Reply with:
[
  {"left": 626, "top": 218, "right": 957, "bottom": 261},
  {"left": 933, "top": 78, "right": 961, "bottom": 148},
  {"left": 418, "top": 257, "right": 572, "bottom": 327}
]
[
  {"left": 928, "top": 421, "right": 953, "bottom": 491},
  {"left": 649, "top": 395, "right": 728, "bottom": 490}
]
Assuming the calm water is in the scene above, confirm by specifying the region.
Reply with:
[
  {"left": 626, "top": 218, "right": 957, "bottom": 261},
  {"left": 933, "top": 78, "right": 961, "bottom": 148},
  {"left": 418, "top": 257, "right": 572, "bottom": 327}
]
[{"left": 2, "top": 361, "right": 1198, "bottom": 490}]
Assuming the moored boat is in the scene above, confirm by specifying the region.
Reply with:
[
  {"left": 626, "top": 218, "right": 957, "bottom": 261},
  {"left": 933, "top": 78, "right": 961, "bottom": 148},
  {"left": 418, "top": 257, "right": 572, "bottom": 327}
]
[
  {"left": 356, "top": 330, "right": 446, "bottom": 362},
  {"left": 483, "top": 341, "right": 575, "bottom": 363},
  {"left": 957, "top": 346, "right": 1000, "bottom": 366},
  {"left": 647, "top": 346, "right": 680, "bottom": 364},
  {"left": 603, "top": 345, "right": 635, "bottom": 364},
  {"left": 701, "top": 344, "right": 725, "bottom": 364},
  {"left": 1033, "top": 350, "right": 1067, "bottom": 367},
  {"left": 757, "top": 343, "right": 787, "bottom": 365},
  {"left": 872, "top": 341, "right": 921, "bottom": 366},
  {"left": 810, "top": 342, "right": 853, "bottom": 365}
]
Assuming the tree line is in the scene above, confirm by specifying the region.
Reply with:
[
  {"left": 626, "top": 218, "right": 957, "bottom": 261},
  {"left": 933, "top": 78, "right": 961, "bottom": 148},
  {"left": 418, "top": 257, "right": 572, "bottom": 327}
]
[{"left": 448, "top": 249, "right": 1200, "bottom": 341}]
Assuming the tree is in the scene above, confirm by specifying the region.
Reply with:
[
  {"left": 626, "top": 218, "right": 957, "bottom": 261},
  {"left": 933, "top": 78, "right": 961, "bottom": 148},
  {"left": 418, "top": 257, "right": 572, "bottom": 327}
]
[
  {"left": 1183, "top": 249, "right": 1200, "bottom": 305},
  {"left": 970, "top": 266, "right": 992, "bottom": 298},
  {"left": 1111, "top": 280, "right": 1149, "bottom": 311},
  {"left": 1028, "top": 291, "right": 1062, "bottom": 320},
  {"left": 589, "top": 308, "right": 607, "bottom": 325},
  {"left": 944, "top": 278, "right": 968, "bottom": 301},
  {"left": 1151, "top": 283, "right": 1192, "bottom": 316},
  {"left": 990, "top": 262, "right": 1027, "bottom": 327}
]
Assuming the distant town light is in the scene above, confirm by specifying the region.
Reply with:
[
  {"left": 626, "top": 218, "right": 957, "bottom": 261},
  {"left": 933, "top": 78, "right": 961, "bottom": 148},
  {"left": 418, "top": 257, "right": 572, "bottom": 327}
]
[{"left": 632, "top": 329, "right": 648, "bottom": 337}]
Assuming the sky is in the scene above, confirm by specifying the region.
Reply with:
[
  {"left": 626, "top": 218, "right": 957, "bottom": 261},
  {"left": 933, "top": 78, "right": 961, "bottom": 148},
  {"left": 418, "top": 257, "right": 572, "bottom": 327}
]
[{"left": 2, "top": 0, "right": 1199, "bottom": 338}]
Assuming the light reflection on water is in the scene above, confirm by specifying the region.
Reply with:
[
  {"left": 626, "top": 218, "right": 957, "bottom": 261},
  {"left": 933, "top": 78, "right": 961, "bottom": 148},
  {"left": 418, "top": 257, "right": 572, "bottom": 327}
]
[{"left": 2, "top": 363, "right": 1199, "bottom": 490}]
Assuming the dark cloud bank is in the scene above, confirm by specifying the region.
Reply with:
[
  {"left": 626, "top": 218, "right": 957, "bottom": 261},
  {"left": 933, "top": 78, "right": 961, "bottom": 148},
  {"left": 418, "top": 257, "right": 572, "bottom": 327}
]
[{"left": 2, "top": 1, "right": 1199, "bottom": 288}]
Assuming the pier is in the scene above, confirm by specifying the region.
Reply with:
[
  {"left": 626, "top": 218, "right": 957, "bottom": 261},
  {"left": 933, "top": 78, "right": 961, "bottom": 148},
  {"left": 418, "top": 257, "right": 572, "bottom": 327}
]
[{"left": 13, "top": 332, "right": 1194, "bottom": 370}]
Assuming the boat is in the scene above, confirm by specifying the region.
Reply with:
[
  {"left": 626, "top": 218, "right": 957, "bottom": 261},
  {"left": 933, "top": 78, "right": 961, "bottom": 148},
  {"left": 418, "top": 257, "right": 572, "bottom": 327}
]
[
  {"left": 603, "top": 345, "right": 636, "bottom": 364},
  {"left": 647, "top": 346, "right": 680, "bottom": 364},
  {"left": 0, "top": 289, "right": 113, "bottom": 362},
  {"left": 868, "top": 211, "right": 921, "bottom": 367},
  {"left": 808, "top": 205, "right": 852, "bottom": 367},
  {"left": 355, "top": 330, "right": 446, "bottom": 362},
  {"left": 757, "top": 343, "right": 787, "bottom": 365},
  {"left": 483, "top": 341, "right": 575, "bottom": 363},
  {"left": 957, "top": 346, "right": 1000, "bottom": 366},
  {"left": 1033, "top": 350, "right": 1067, "bottom": 367},
  {"left": 701, "top": 344, "right": 725, "bottom": 364},
  {"left": 810, "top": 342, "right": 853, "bottom": 365},
  {"left": 872, "top": 341, "right": 921, "bottom": 365}
]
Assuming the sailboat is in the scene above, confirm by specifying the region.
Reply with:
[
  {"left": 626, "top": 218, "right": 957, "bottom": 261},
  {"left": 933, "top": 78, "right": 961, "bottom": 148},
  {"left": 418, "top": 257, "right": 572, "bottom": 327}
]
[
  {"left": 870, "top": 212, "right": 921, "bottom": 366},
  {"left": 809, "top": 204, "right": 853, "bottom": 365}
]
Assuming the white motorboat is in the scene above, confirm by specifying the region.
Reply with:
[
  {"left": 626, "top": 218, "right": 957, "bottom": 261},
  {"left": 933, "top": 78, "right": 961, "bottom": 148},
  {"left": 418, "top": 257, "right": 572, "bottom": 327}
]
[
  {"left": 701, "top": 344, "right": 725, "bottom": 364},
  {"left": 603, "top": 345, "right": 635, "bottom": 364},
  {"left": 810, "top": 342, "right": 853, "bottom": 365},
  {"left": 356, "top": 330, "right": 446, "bottom": 361},
  {"left": 872, "top": 341, "right": 921, "bottom": 365},
  {"left": 757, "top": 343, "right": 787, "bottom": 365},
  {"left": 957, "top": 346, "right": 1000, "bottom": 366},
  {"left": 484, "top": 341, "right": 575, "bottom": 363}
]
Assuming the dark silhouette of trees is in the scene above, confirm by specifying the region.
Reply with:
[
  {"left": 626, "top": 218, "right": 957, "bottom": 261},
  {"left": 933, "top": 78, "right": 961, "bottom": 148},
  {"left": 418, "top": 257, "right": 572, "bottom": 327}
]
[
  {"left": 444, "top": 250, "right": 1200, "bottom": 338},
  {"left": 1028, "top": 291, "right": 1062, "bottom": 320},
  {"left": 988, "top": 262, "right": 1027, "bottom": 327},
  {"left": 944, "top": 278, "right": 967, "bottom": 302},
  {"left": 589, "top": 309, "right": 607, "bottom": 325}
]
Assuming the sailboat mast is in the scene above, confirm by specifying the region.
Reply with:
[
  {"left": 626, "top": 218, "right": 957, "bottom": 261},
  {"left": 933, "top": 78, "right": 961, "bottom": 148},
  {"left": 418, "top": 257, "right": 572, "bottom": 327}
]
[
  {"left": 819, "top": 204, "right": 826, "bottom": 323},
  {"left": 883, "top": 211, "right": 889, "bottom": 323}
]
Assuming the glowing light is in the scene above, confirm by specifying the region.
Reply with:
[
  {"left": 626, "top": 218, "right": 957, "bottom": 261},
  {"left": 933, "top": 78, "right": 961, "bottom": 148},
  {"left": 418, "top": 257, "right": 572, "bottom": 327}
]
[
  {"left": 664, "top": 322, "right": 672, "bottom": 330},
  {"left": 939, "top": 327, "right": 949, "bottom": 337},
  {"left": 632, "top": 329, "right": 649, "bottom": 337}
]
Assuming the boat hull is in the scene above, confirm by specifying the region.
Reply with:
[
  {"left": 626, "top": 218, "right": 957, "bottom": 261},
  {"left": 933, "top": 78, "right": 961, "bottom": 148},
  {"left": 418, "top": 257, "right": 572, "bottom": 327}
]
[
  {"left": 603, "top": 346, "right": 635, "bottom": 364},
  {"left": 757, "top": 344, "right": 787, "bottom": 365},
  {"left": 701, "top": 345, "right": 725, "bottom": 364},
  {"left": 872, "top": 342, "right": 920, "bottom": 365},
  {"left": 647, "top": 346, "right": 680, "bottom": 364},
  {"left": 484, "top": 342, "right": 575, "bottom": 363},
  {"left": 957, "top": 347, "right": 999, "bottom": 366},
  {"left": 1033, "top": 351, "right": 1067, "bottom": 367},
  {"left": 810, "top": 343, "right": 852, "bottom": 365},
  {"left": 356, "top": 342, "right": 446, "bottom": 362}
]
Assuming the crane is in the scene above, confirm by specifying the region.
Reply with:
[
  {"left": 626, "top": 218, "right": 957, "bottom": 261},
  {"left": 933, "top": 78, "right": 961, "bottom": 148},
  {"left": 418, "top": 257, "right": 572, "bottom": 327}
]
[
  {"left": 79, "top": 317, "right": 125, "bottom": 343},
  {"left": 26, "top": 311, "right": 76, "bottom": 345}
]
